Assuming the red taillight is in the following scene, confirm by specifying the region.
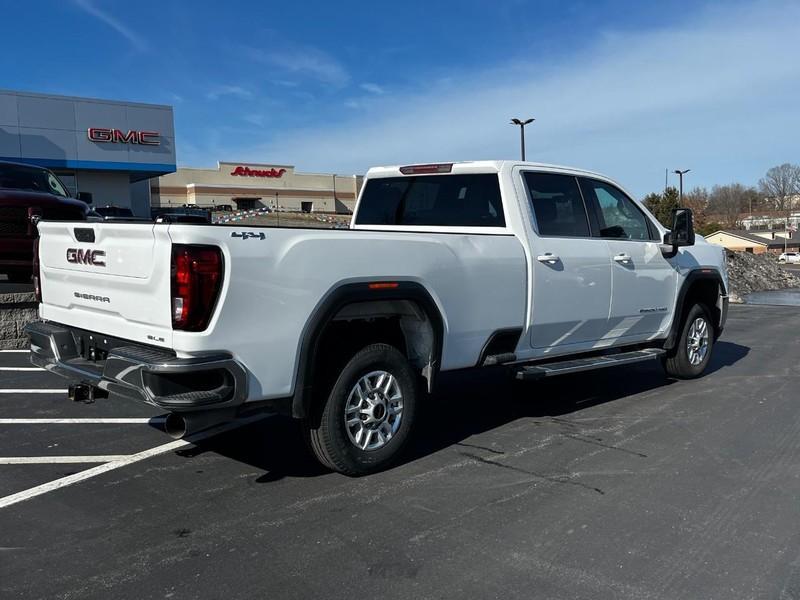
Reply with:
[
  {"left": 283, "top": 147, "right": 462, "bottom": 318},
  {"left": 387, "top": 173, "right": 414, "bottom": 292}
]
[
  {"left": 399, "top": 163, "right": 453, "bottom": 175},
  {"left": 32, "top": 237, "right": 41, "bottom": 303},
  {"left": 170, "top": 244, "right": 223, "bottom": 331}
]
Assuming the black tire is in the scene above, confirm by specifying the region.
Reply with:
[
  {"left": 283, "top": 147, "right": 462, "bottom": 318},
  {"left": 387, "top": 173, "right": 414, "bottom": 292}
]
[
  {"left": 305, "top": 343, "right": 418, "bottom": 476},
  {"left": 663, "top": 303, "right": 714, "bottom": 379}
]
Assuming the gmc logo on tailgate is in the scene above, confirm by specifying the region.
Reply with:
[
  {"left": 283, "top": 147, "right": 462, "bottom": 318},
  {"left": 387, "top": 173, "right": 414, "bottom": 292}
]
[{"left": 66, "top": 248, "right": 106, "bottom": 267}]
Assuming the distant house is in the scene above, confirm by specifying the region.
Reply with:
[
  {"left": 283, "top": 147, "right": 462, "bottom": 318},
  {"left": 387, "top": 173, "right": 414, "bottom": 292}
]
[
  {"left": 740, "top": 210, "right": 800, "bottom": 231},
  {"left": 705, "top": 230, "right": 800, "bottom": 255}
]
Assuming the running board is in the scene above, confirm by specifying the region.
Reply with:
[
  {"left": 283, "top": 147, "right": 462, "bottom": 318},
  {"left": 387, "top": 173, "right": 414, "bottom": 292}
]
[{"left": 515, "top": 348, "right": 665, "bottom": 381}]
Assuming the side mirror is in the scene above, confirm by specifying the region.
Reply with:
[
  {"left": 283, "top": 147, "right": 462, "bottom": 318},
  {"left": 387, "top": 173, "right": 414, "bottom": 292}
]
[
  {"left": 76, "top": 192, "right": 93, "bottom": 204},
  {"left": 662, "top": 208, "right": 695, "bottom": 257}
]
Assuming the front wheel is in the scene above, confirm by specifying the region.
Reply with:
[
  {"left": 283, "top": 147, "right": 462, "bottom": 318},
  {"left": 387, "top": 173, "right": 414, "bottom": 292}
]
[
  {"left": 305, "top": 343, "right": 418, "bottom": 476},
  {"left": 663, "top": 303, "right": 714, "bottom": 379}
]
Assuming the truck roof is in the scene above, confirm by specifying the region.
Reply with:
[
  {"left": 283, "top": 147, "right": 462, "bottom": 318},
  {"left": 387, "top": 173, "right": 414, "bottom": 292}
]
[{"left": 365, "top": 160, "right": 611, "bottom": 180}]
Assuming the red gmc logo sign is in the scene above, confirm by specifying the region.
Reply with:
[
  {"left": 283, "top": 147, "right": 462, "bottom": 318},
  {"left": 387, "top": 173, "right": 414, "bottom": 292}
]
[
  {"left": 230, "top": 166, "right": 287, "bottom": 178},
  {"left": 87, "top": 128, "right": 160, "bottom": 146},
  {"left": 66, "top": 248, "right": 106, "bottom": 267}
]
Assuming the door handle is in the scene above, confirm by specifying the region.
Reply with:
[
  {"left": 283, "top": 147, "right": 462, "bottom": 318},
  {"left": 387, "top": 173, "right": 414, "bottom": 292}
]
[
  {"left": 536, "top": 253, "right": 560, "bottom": 264},
  {"left": 613, "top": 253, "right": 632, "bottom": 263}
]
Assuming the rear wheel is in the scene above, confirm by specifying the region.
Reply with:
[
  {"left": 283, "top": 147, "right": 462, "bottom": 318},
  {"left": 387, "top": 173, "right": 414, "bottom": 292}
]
[
  {"left": 305, "top": 343, "right": 418, "bottom": 476},
  {"left": 663, "top": 303, "right": 714, "bottom": 379}
]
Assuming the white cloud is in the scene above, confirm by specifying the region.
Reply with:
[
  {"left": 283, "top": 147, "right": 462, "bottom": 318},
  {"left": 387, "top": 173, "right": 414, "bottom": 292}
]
[
  {"left": 206, "top": 85, "right": 253, "bottom": 101},
  {"left": 360, "top": 83, "right": 385, "bottom": 95},
  {"left": 221, "top": 1, "right": 800, "bottom": 196},
  {"left": 73, "top": 0, "right": 147, "bottom": 52},
  {"left": 243, "top": 114, "right": 265, "bottom": 126},
  {"left": 247, "top": 45, "right": 350, "bottom": 87}
]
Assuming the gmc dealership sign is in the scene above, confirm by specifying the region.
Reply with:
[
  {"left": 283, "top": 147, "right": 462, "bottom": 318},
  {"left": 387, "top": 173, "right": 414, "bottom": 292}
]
[
  {"left": 230, "top": 166, "right": 287, "bottom": 178},
  {"left": 87, "top": 128, "right": 160, "bottom": 146}
]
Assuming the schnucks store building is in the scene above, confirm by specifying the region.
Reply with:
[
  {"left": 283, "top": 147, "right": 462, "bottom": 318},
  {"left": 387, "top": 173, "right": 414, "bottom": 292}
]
[
  {"left": 153, "top": 162, "right": 364, "bottom": 214},
  {"left": 0, "top": 89, "right": 176, "bottom": 215}
]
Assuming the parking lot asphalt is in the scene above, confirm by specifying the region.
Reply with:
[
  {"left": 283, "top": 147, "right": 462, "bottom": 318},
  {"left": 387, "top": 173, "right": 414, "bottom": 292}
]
[{"left": 1, "top": 304, "right": 799, "bottom": 599}]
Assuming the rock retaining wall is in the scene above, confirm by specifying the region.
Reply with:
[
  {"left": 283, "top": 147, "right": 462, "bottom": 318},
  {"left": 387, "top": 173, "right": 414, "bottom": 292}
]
[
  {"left": 0, "top": 290, "right": 37, "bottom": 349},
  {"left": 726, "top": 250, "right": 800, "bottom": 303}
]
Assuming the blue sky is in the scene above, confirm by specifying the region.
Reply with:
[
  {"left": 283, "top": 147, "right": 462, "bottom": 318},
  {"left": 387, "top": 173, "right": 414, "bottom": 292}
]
[{"left": 2, "top": 0, "right": 798, "bottom": 197}]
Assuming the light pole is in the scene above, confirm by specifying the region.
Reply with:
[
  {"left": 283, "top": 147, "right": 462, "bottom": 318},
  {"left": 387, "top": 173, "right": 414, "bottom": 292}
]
[
  {"left": 673, "top": 169, "right": 691, "bottom": 203},
  {"left": 511, "top": 118, "right": 535, "bottom": 161}
]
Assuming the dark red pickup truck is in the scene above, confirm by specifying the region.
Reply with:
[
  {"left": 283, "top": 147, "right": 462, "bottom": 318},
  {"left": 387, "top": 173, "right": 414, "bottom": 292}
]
[{"left": 0, "top": 161, "right": 88, "bottom": 283}]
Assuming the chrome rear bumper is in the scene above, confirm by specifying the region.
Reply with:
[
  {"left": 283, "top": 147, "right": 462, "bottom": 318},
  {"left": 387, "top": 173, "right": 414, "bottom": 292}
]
[{"left": 25, "top": 321, "right": 248, "bottom": 411}]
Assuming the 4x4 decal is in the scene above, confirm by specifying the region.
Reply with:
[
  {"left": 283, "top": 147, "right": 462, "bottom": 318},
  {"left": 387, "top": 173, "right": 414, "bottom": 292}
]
[{"left": 230, "top": 231, "right": 266, "bottom": 240}]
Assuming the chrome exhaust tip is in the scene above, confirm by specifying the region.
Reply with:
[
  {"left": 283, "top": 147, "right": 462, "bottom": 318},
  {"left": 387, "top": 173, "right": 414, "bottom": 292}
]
[
  {"left": 164, "top": 413, "right": 188, "bottom": 439},
  {"left": 163, "top": 409, "right": 237, "bottom": 439}
]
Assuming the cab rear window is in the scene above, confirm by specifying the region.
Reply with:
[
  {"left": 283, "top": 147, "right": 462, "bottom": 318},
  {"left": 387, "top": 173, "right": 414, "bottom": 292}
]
[{"left": 355, "top": 174, "right": 505, "bottom": 227}]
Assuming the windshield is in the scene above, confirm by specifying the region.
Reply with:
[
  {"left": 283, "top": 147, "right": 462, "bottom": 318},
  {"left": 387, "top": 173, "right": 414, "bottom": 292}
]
[{"left": 0, "top": 163, "right": 70, "bottom": 197}]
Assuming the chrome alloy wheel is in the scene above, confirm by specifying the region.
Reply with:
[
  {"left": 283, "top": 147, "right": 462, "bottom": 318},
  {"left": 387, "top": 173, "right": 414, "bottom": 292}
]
[
  {"left": 686, "top": 317, "right": 710, "bottom": 366},
  {"left": 344, "top": 370, "right": 403, "bottom": 451}
]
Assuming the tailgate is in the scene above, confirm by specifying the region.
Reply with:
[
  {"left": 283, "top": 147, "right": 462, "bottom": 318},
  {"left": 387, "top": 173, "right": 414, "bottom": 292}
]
[{"left": 37, "top": 221, "right": 174, "bottom": 348}]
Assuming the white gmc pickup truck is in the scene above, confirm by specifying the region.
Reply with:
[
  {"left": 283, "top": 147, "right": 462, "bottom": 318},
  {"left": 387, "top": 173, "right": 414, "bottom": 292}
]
[{"left": 27, "top": 161, "right": 728, "bottom": 475}]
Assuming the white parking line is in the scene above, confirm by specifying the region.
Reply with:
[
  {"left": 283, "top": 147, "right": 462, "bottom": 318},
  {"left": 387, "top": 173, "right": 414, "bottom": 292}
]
[
  {"left": 0, "top": 350, "right": 28, "bottom": 353},
  {"left": 0, "top": 456, "right": 130, "bottom": 464},
  {"left": 0, "top": 367, "right": 43, "bottom": 371},
  {"left": 0, "top": 417, "right": 165, "bottom": 424},
  {"left": 0, "top": 413, "right": 270, "bottom": 509},
  {"left": 0, "top": 389, "right": 67, "bottom": 394}
]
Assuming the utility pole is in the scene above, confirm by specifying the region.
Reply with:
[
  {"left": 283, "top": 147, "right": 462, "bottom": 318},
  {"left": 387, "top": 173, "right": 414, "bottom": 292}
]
[
  {"left": 510, "top": 118, "right": 535, "bottom": 161},
  {"left": 674, "top": 169, "right": 691, "bottom": 203}
]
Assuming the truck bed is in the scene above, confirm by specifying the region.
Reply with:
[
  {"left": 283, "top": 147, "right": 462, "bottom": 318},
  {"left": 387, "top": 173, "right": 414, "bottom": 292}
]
[{"left": 36, "top": 220, "right": 528, "bottom": 402}]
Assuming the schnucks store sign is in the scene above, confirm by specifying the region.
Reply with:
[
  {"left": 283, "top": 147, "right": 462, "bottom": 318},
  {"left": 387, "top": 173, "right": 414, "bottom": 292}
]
[{"left": 230, "top": 166, "right": 287, "bottom": 178}]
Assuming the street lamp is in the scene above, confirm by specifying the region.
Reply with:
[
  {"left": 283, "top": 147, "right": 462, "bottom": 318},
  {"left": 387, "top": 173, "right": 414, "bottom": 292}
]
[
  {"left": 511, "top": 118, "right": 535, "bottom": 161},
  {"left": 673, "top": 169, "right": 691, "bottom": 203}
]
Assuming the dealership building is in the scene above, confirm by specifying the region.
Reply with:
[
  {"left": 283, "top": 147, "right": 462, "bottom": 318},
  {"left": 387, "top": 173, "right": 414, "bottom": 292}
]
[
  {"left": 0, "top": 89, "right": 176, "bottom": 216},
  {"left": 153, "top": 162, "right": 364, "bottom": 214},
  {"left": 1, "top": 89, "right": 360, "bottom": 216}
]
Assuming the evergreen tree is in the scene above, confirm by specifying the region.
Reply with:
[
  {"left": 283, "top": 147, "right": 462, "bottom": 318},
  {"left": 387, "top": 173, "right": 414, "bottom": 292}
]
[{"left": 643, "top": 187, "right": 680, "bottom": 227}]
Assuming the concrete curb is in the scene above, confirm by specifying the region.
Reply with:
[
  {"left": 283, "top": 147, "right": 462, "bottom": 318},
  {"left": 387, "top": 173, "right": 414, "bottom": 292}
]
[{"left": 0, "top": 290, "right": 37, "bottom": 350}]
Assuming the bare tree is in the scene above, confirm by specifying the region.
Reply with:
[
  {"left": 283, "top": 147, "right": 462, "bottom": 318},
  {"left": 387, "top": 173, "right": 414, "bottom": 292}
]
[
  {"left": 759, "top": 163, "right": 800, "bottom": 212},
  {"left": 707, "top": 184, "right": 758, "bottom": 228},
  {"left": 682, "top": 186, "right": 709, "bottom": 225}
]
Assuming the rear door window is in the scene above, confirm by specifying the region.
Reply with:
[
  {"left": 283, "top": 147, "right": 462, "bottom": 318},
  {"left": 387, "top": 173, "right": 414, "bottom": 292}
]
[
  {"left": 579, "top": 178, "right": 657, "bottom": 241},
  {"left": 355, "top": 174, "right": 505, "bottom": 227},
  {"left": 523, "top": 172, "right": 590, "bottom": 237}
]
